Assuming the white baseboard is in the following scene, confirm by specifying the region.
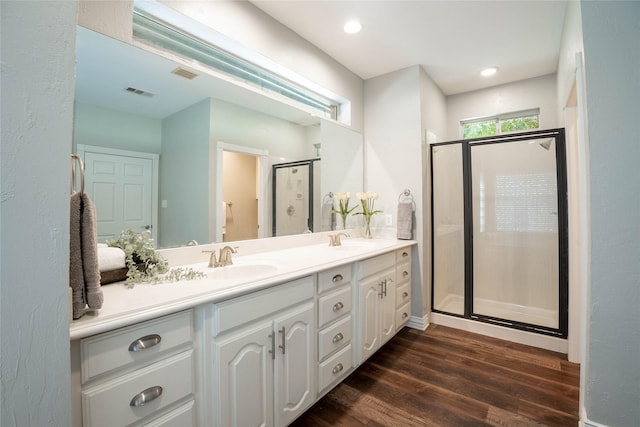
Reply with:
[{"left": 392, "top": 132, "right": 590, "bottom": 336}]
[
  {"left": 581, "top": 407, "right": 609, "bottom": 427},
  {"left": 431, "top": 312, "right": 568, "bottom": 353},
  {"left": 407, "top": 314, "right": 429, "bottom": 331}
]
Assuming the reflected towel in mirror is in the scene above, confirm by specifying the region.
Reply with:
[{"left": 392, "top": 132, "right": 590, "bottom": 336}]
[{"left": 320, "top": 200, "right": 336, "bottom": 231}]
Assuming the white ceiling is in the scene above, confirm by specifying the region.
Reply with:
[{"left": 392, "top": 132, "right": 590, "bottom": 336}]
[{"left": 251, "top": 0, "right": 569, "bottom": 95}]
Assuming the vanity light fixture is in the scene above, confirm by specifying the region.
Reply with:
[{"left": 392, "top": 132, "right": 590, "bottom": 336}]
[
  {"left": 343, "top": 20, "right": 362, "bottom": 34},
  {"left": 481, "top": 67, "right": 499, "bottom": 77}
]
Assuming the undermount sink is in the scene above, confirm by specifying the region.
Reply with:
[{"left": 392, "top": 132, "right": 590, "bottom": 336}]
[{"left": 189, "top": 262, "right": 279, "bottom": 280}]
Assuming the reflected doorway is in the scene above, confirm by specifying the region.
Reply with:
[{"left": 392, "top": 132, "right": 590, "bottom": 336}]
[
  {"left": 222, "top": 151, "right": 258, "bottom": 242},
  {"left": 214, "top": 142, "right": 269, "bottom": 243}
]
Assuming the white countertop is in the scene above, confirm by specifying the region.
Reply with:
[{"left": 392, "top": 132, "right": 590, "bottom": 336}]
[{"left": 69, "top": 237, "right": 416, "bottom": 340}]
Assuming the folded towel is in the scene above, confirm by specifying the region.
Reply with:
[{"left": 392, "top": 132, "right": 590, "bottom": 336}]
[
  {"left": 397, "top": 201, "right": 414, "bottom": 240},
  {"left": 80, "top": 193, "right": 103, "bottom": 310},
  {"left": 69, "top": 193, "right": 86, "bottom": 319},
  {"left": 98, "top": 246, "right": 126, "bottom": 272},
  {"left": 69, "top": 192, "right": 103, "bottom": 319},
  {"left": 320, "top": 200, "right": 336, "bottom": 231}
]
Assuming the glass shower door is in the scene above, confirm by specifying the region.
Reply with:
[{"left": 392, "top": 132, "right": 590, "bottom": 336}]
[
  {"left": 431, "top": 143, "right": 466, "bottom": 316},
  {"left": 470, "top": 137, "right": 561, "bottom": 329}
]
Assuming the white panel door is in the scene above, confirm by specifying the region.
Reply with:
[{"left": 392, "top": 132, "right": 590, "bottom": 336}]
[
  {"left": 358, "top": 276, "right": 381, "bottom": 363},
  {"left": 273, "top": 303, "right": 314, "bottom": 427},
  {"left": 216, "top": 321, "right": 274, "bottom": 427},
  {"left": 84, "top": 152, "right": 153, "bottom": 242}
]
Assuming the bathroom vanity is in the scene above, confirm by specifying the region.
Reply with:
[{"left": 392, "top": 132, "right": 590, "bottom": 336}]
[{"left": 70, "top": 235, "right": 415, "bottom": 427}]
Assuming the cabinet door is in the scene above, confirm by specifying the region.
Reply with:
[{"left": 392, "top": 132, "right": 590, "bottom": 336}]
[
  {"left": 216, "top": 321, "right": 274, "bottom": 427},
  {"left": 273, "top": 302, "right": 314, "bottom": 427},
  {"left": 380, "top": 274, "right": 396, "bottom": 345},
  {"left": 359, "top": 275, "right": 382, "bottom": 363}
]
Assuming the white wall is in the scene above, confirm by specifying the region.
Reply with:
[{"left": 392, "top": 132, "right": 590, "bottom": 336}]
[
  {"left": 365, "top": 66, "right": 426, "bottom": 322},
  {"left": 0, "top": 2, "right": 77, "bottom": 425},
  {"left": 446, "top": 74, "right": 559, "bottom": 140},
  {"left": 581, "top": 2, "right": 640, "bottom": 425},
  {"left": 160, "top": 99, "right": 212, "bottom": 247}
]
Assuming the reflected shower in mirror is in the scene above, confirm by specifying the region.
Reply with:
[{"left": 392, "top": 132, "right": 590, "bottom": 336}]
[
  {"left": 272, "top": 159, "right": 320, "bottom": 237},
  {"left": 73, "top": 26, "right": 363, "bottom": 248}
]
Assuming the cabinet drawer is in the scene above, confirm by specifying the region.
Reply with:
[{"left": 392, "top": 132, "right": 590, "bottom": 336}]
[
  {"left": 318, "top": 344, "right": 352, "bottom": 394},
  {"left": 357, "top": 252, "right": 395, "bottom": 279},
  {"left": 317, "top": 264, "right": 351, "bottom": 294},
  {"left": 142, "top": 399, "right": 196, "bottom": 427},
  {"left": 318, "top": 286, "right": 351, "bottom": 328},
  {"left": 396, "top": 302, "right": 411, "bottom": 330},
  {"left": 318, "top": 315, "right": 352, "bottom": 361},
  {"left": 396, "top": 247, "right": 412, "bottom": 264},
  {"left": 80, "top": 311, "right": 193, "bottom": 383},
  {"left": 212, "top": 276, "right": 313, "bottom": 336},
  {"left": 82, "top": 350, "right": 194, "bottom": 427},
  {"left": 396, "top": 282, "right": 411, "bottom": 308},
  {"left": 397, "top": 264, "right": 411, "bottom": 285}
]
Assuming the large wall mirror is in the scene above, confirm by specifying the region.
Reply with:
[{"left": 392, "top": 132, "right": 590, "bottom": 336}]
[{"left": 73, "top": 26, "right": 363, "bottom": 248}]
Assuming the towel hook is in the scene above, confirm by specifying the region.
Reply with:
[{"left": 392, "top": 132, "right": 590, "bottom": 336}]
[
  {"left": 71, "top": 154, "right": 85, "bottom": 195},
  {"left": 323, "top": 192, "right": 334, "bottom": 204}
]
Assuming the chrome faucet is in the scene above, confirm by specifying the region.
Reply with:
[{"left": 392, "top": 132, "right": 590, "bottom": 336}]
[
  {"left": 328, "top": 232, "right": 350, "bottom": 247},
  {"left": 218, "top": 246, "right": 238, "bottom": 267}
]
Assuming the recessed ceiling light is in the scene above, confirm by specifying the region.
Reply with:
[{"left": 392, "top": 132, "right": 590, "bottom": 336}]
[
  {"left": 344, "top": 20, "right": 362, "bottom": 34},
  {"left": 481, "top": 67, "right": 499, "bottom": 77}
]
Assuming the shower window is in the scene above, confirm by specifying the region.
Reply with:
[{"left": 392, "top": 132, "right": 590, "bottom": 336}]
[{"left": 461, "top": 109, "right": 540, "bottom": 139}]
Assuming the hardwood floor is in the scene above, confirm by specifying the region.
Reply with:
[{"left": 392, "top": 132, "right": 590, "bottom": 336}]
[{"left": 292, "top": 325, "right": 580, "bottom": 427}]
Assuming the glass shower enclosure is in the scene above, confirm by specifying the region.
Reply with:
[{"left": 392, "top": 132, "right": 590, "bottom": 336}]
[
  {"left": 431, "top": 129, "right": 568, "bottom": 337},
  {"left": 272, "top": 159, "right": 320, "bottom": 237}
]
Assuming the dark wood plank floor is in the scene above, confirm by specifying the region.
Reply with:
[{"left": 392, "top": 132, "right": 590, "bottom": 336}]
[{"left": 292, "top": 325, "right": 580, "bottom": 427}]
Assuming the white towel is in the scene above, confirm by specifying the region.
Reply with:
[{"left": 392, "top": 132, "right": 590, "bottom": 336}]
[
  {"left": 397, "top": 201, "right": 414, "bottom": 240},
  {"left": 320, "top": 200, "right": 335, "bottom": 231},
  {"left": 98, "top": 246, "right": 126, "bottom": 272}
]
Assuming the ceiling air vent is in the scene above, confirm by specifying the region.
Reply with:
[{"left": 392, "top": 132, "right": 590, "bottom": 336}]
[
  {"left": 171, "top": 66, "right": 199, "bottom": 80},
  {"left": 125, "top": 87, "right": 154, "bottom": 97}
]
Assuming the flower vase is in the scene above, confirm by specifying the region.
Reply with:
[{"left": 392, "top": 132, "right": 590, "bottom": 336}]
[
  {"left": 339, "top": 214, "right": 348, "bottom": 230},
  {"left": 363, "top": 214, "right": 373, "bottom": 239}
]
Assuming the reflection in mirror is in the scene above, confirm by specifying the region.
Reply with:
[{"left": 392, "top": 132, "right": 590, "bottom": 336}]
[
  {"left": 73, "top": 26, "right": 363, "bottom": 248},
  {"left": 272, "top": 159, "right": 320, "bottom": 236}
]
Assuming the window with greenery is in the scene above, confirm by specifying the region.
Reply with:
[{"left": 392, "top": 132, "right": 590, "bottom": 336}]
[{"left": 461, "top": 110, "right": 539, "bottom": 139}]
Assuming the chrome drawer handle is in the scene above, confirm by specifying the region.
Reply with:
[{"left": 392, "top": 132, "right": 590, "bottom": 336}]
[
  {"left": 332, "top": 274, "right": 343, "bottom": 283},
  {"left": 332, "top": 302, "right": 344, "bottom": 312},
  {"left": 332, "top": 363, "right": 344, "bottom": 375},
  {"left": 128, "top": 334, "right": 162, "bottom": 352},
  {"left": 129, "top": 385, "right": 163, "bottom": 407},
  {"left": 332, "top": 332, "right": 344, "bottom": 344},
  {"left": 402, "top": 312, "right": 408, "bottom": 319},
  {"left": 402, "top": 251, "right": 409, "bottom": 257},
  {"left": 402, "top": 270, "right": 409, "bottom": 277},
  {"left": 402, "top": 292, "right": 409, "bottom": 298}
]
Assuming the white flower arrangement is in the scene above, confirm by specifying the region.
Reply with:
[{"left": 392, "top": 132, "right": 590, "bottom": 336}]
[
  {"left": 354, "top": 192, "right": 383, "bottom": 238},
  {"left": 332, "top": 191, "right": 357, "bottom": 229}
]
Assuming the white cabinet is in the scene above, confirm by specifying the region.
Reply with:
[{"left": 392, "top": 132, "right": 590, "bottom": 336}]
[
  {"left": 73, "top": 310, "right": 197, "bottom": 427},
  {"left": 212, "top": 277, "right": 315, "bottom": 427},
  {"left": 356, "top": 252, "right": 396, "bottom": 364},
  {"left": 315, "top": 264, "right": 354, "bottom": 395},
  {"left": 395, "top": 247, "right": 412, "bottom": 330}
]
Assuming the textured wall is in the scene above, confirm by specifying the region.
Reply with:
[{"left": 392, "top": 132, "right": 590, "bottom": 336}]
[
  {"left": 0, "top": 2, "right": 77, "bottom": 425},
  {"left": 582, "top": 2, "right": 640, "bottom": 425}
]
